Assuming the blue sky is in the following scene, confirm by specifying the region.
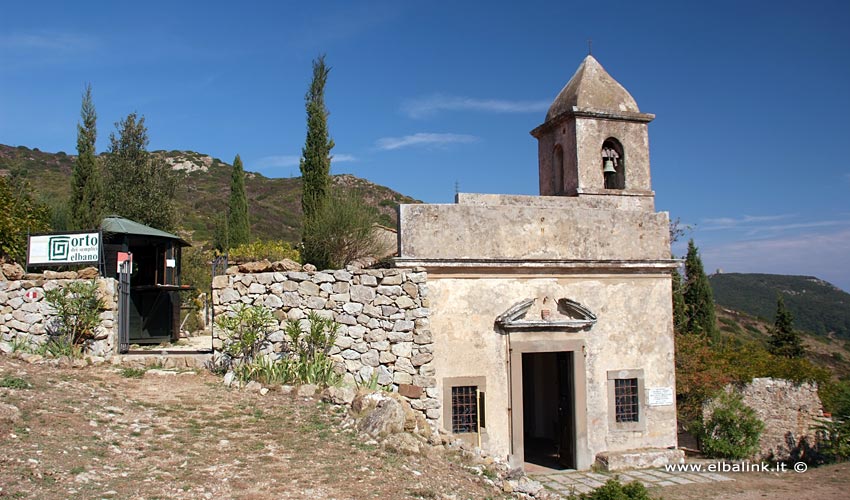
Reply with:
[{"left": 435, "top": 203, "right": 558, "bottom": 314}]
[{"left": 2, "top": 1, "right": 849, "bottom": 291}]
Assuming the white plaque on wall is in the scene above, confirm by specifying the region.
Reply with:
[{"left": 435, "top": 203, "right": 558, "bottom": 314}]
[{"left": 648, "top": 387, "right": 674, "bottom": 406}]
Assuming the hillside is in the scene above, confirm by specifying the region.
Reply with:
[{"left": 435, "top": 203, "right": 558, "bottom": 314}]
[
  {"left": 715, "top": 306, "right": 850, "bottom": 379},
  {"left": 710, "top": 272, "right": 850, "bottom": 340},
  {"left": 0, "top": 144, "right": 418, "bottom": 245}
]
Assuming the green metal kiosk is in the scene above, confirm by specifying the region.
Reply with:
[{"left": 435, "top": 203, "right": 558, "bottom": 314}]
[{"left": 101, "top": 217, "right": 191, "bottom": 348}]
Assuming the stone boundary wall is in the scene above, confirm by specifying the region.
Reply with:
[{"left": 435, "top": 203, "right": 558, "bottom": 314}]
[
  {"left": 709, "top": 378, "right": 824, "bottom": 461},
  {"left": 0, "top": 278, "right": 119, "bottom": 357},
  {"left": 212, "top": 267, "right": 440, "bottom": 424}
]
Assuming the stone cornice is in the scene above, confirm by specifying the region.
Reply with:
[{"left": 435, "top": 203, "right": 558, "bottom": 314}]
[
  {"left": 530, "top": 107, "right": 655, "bottom": 137},
  {"left": 392, "top": 258, "right": 680, "bottom": 275}
]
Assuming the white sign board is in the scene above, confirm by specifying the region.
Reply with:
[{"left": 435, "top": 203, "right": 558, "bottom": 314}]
[
  {"left": 647, "top": 387, "right": 674, "bottom": 407},
  {"left": 28, "top": 232, "right": 100, "bottom": 265}
]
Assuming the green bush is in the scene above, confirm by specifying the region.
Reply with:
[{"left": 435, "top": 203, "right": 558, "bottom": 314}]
[
  {"left": 217, "top": 309, "right": 342, "bottom": 387},
  {"left": 0, "top": 375, "right": 31, "bottom": 389},
  {"left": 575, "top": 479, "right": 655, "bottom": 500},
  {"left": 301, "top": 191, "right": 381, "bottom": 270},
  {"left": 699, "top": 391, "right": 764, "bottom": 459},
  {"left": 815, "top": 416, "right": 850, "bottom": 463},
  {"left": 279, "top": 312, "right": 340, "bottom": 386},
  {"left": 227, "top": 239, "right": 300, "bottom": 264},
  {"left": 216, "top": 304, "right": 276, "bottom": 370},
  {"left": 0, "top": 174, "right": 51, "bottom": 262},
  {"left": 44, "top": 280, "right": 105, "bottom": 352}
]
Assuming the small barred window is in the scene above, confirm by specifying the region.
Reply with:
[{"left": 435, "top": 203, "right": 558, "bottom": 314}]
[
  {"left": 451, "top": 386, "right": 484, "bottom": 433},
  {"left": 614, "top": 378, "right": 639, "bottom": 423}
]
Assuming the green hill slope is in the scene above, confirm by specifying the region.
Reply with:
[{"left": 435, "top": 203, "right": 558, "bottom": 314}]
[
  {"left": 709, "top": 272, "right": 850, "bottom": 339},
  {"left": 0, "top": 144, "right": 417, "bottom": 244}
]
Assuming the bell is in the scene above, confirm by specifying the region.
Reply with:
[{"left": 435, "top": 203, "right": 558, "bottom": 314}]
[{"left": 603, "top": 159, "right": 616, "bottom": 174}]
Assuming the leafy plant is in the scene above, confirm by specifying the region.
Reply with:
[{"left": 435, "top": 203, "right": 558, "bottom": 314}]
[
  {"left": 0, "top": 375, "right": 31, "bottom": 389},
  {"left": 280, "top": 312, "right": 341, "bottom": 386},
  {"left": 9, "top": 336, "right": 34, "bottom": 353},
  {"left": 0, "top": 173, "right": 52, "bottom": 262},
  {"left": 44, "top": 280, "right": 105, "bottom": 352},
  {"left": 38, "top": 334, "right": 83, "bottom": 359},
  {"left": 698, "top": 391, "right": 764, "bottom": 459},
  {"left": 120, "top": 367, "right": 147, "bottom": 378},
  {"left": 301, "top": 191, "right": 382, "bottom": 269},
  {"left": 575, "top": 478, "right": 655, "bottom": 500},
  {"left": 216, "top": 303, "right": 277, "bottom": 370},
  {"left": 814, "top": 416, "right": 850, "bottom": 463}
]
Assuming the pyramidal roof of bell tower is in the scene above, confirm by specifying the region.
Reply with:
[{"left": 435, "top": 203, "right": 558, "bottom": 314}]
[{"left": 545, "top": 55, "right": 640, "bottom": 122}]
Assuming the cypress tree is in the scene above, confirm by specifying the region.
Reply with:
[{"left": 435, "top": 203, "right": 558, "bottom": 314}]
[
  {"left": 227, "top": 154, "right": 250, "bottom": 248},
  {"left": 672, "top": 265, "right": 688, "bottom": 333},
  {"left": 683, "top": 239, "right": 719, "bottom": 341},
  {"left": 769, "top": 295, "right": 805, "bottom": 358},
  {"left": 299, "top": 55, "right": 334, "bottom": 265},
  {"left": 70, "top": 84, "right": 103, "bottom": 230}
]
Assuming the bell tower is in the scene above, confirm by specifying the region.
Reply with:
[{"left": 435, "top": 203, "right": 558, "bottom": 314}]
[{"left": 531, "top": 56, "right": 656, "bottom": 208}]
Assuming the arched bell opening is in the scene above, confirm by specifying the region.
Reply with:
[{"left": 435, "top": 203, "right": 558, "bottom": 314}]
[
  {"left": 552, "top": 144, "right": 564, "bottom": 195},
  {"left": 601, "top": 138, "right": 625, "bottom": 190}
]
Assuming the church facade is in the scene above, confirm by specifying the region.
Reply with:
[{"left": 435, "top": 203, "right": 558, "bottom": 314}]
[{"left": 395, "top": 55, "right": 681, "bottom": 470}]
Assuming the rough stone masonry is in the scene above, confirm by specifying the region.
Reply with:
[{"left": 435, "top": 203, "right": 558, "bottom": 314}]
[
  {"left": 212, "top": 267, "right": 440, "bottom": 425},
  {"left": 0, "top": 276, "right": 118, "bottom": 357}
]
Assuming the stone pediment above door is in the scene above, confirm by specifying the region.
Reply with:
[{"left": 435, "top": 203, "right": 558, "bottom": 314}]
[{"left": 495, "top": 296, "right": 597, "bottom": 332}]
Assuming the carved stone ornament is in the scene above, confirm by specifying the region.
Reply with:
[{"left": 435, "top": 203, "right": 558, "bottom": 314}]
[{"left": 494, "top": 297, "right": 597, "bottom": 332}]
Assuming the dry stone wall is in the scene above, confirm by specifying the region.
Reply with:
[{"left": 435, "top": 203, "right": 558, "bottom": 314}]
[
  {"left": 709, "top": 378, "right": 825, "bottom": 461},
  {"left": 0, "top": 278, "right": 118, "bottom": 357},
  {"left": 211, "top": 267, "right": 440, "bottom": 424}
]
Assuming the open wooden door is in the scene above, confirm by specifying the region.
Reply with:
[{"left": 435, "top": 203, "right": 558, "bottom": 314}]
[{"left": 557, "top": 352, "right": 577, "bottom": 469}]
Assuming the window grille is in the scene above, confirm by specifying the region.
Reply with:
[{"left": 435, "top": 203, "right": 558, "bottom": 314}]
[
  {"left": 614, "top": 378, "right": 639, "bottom": 423},
  {"left": 451, "top": 386, "right": 480, "bottom": 433}
]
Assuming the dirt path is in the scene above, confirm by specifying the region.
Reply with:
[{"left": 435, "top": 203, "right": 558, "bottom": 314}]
[{"left": 0, "top": 356, "right": 503, "bottom": 500}]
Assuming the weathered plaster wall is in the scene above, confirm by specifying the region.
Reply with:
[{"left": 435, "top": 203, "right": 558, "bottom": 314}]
[
  {"left": 707, "top": 378, "right": 824, "bottom": 461},
  {"left": 211, "top": 268, "right": 440, "bottom": 424},
  {"left": 0, "top": 278, "right": 118, "bottom": 357},
  {"left": 427, "top": 273, "right": 678, "bottom": 465},
  {"left": 456, "top": 192, "right": 654, "bottom": 212},
  {"left": 574, "top": 117, "right": 652, "bottom": 193},
  {"left": 398, "top": 203, "right": 670, "bottom": 261}
]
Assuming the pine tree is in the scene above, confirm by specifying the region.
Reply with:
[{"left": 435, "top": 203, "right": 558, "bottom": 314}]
[
  {"left": 70, "top": 84, "right": 103, "bottom": 230},
  {"left": 103, "top": 113, "right": 177, "bottom": 231},
  {"left": 769, "top": 295, "right": 805, "bottom": 358},
  {"left": 227, "top": 154, "right": 250, "bottom": 248},
  {"left": 299, "top": 55, "right": 334, "bottom": 265},
  {"left": 683, "top": 239, "right": 719, "bottom": 341}
]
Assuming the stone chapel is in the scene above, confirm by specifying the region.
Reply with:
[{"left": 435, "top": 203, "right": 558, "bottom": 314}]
[{"left": 395, "top": 55, "right": 682, "bottom": 470}]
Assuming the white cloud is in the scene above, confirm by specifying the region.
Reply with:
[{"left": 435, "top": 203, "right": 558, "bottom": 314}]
[
  {"left": 333, "top": 153, "right": 357, "bottom": 163},
  {"left": 701, "top": 214, "right": 794, "bottom": 230},
  {"left": 375, "top": 133, "right": 479, "bottom": 151},
  {"left": 255, "top": 155, "right": 301, "bottom": 168},
  {"left": 402, "top": 94, "right": 549, "bottom": 118},
  {"left": 255, "top": 152, "right": 356, "bottom": 168}
]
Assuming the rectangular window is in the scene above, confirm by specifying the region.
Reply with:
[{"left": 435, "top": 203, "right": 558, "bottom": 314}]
[
  {"left": 614, "top": 378, "right": 640, "bottom": 423},
  {"left": 451, "top": 386, "right": 485, "bottom": 433}
]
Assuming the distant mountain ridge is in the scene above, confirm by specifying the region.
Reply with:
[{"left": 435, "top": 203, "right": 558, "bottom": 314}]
[
  {"left": 709, "top": 272, "right": 850, "bottom": 339},
  {"left": 0, "top": 144, "right": 418, "bottom": 244}
]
